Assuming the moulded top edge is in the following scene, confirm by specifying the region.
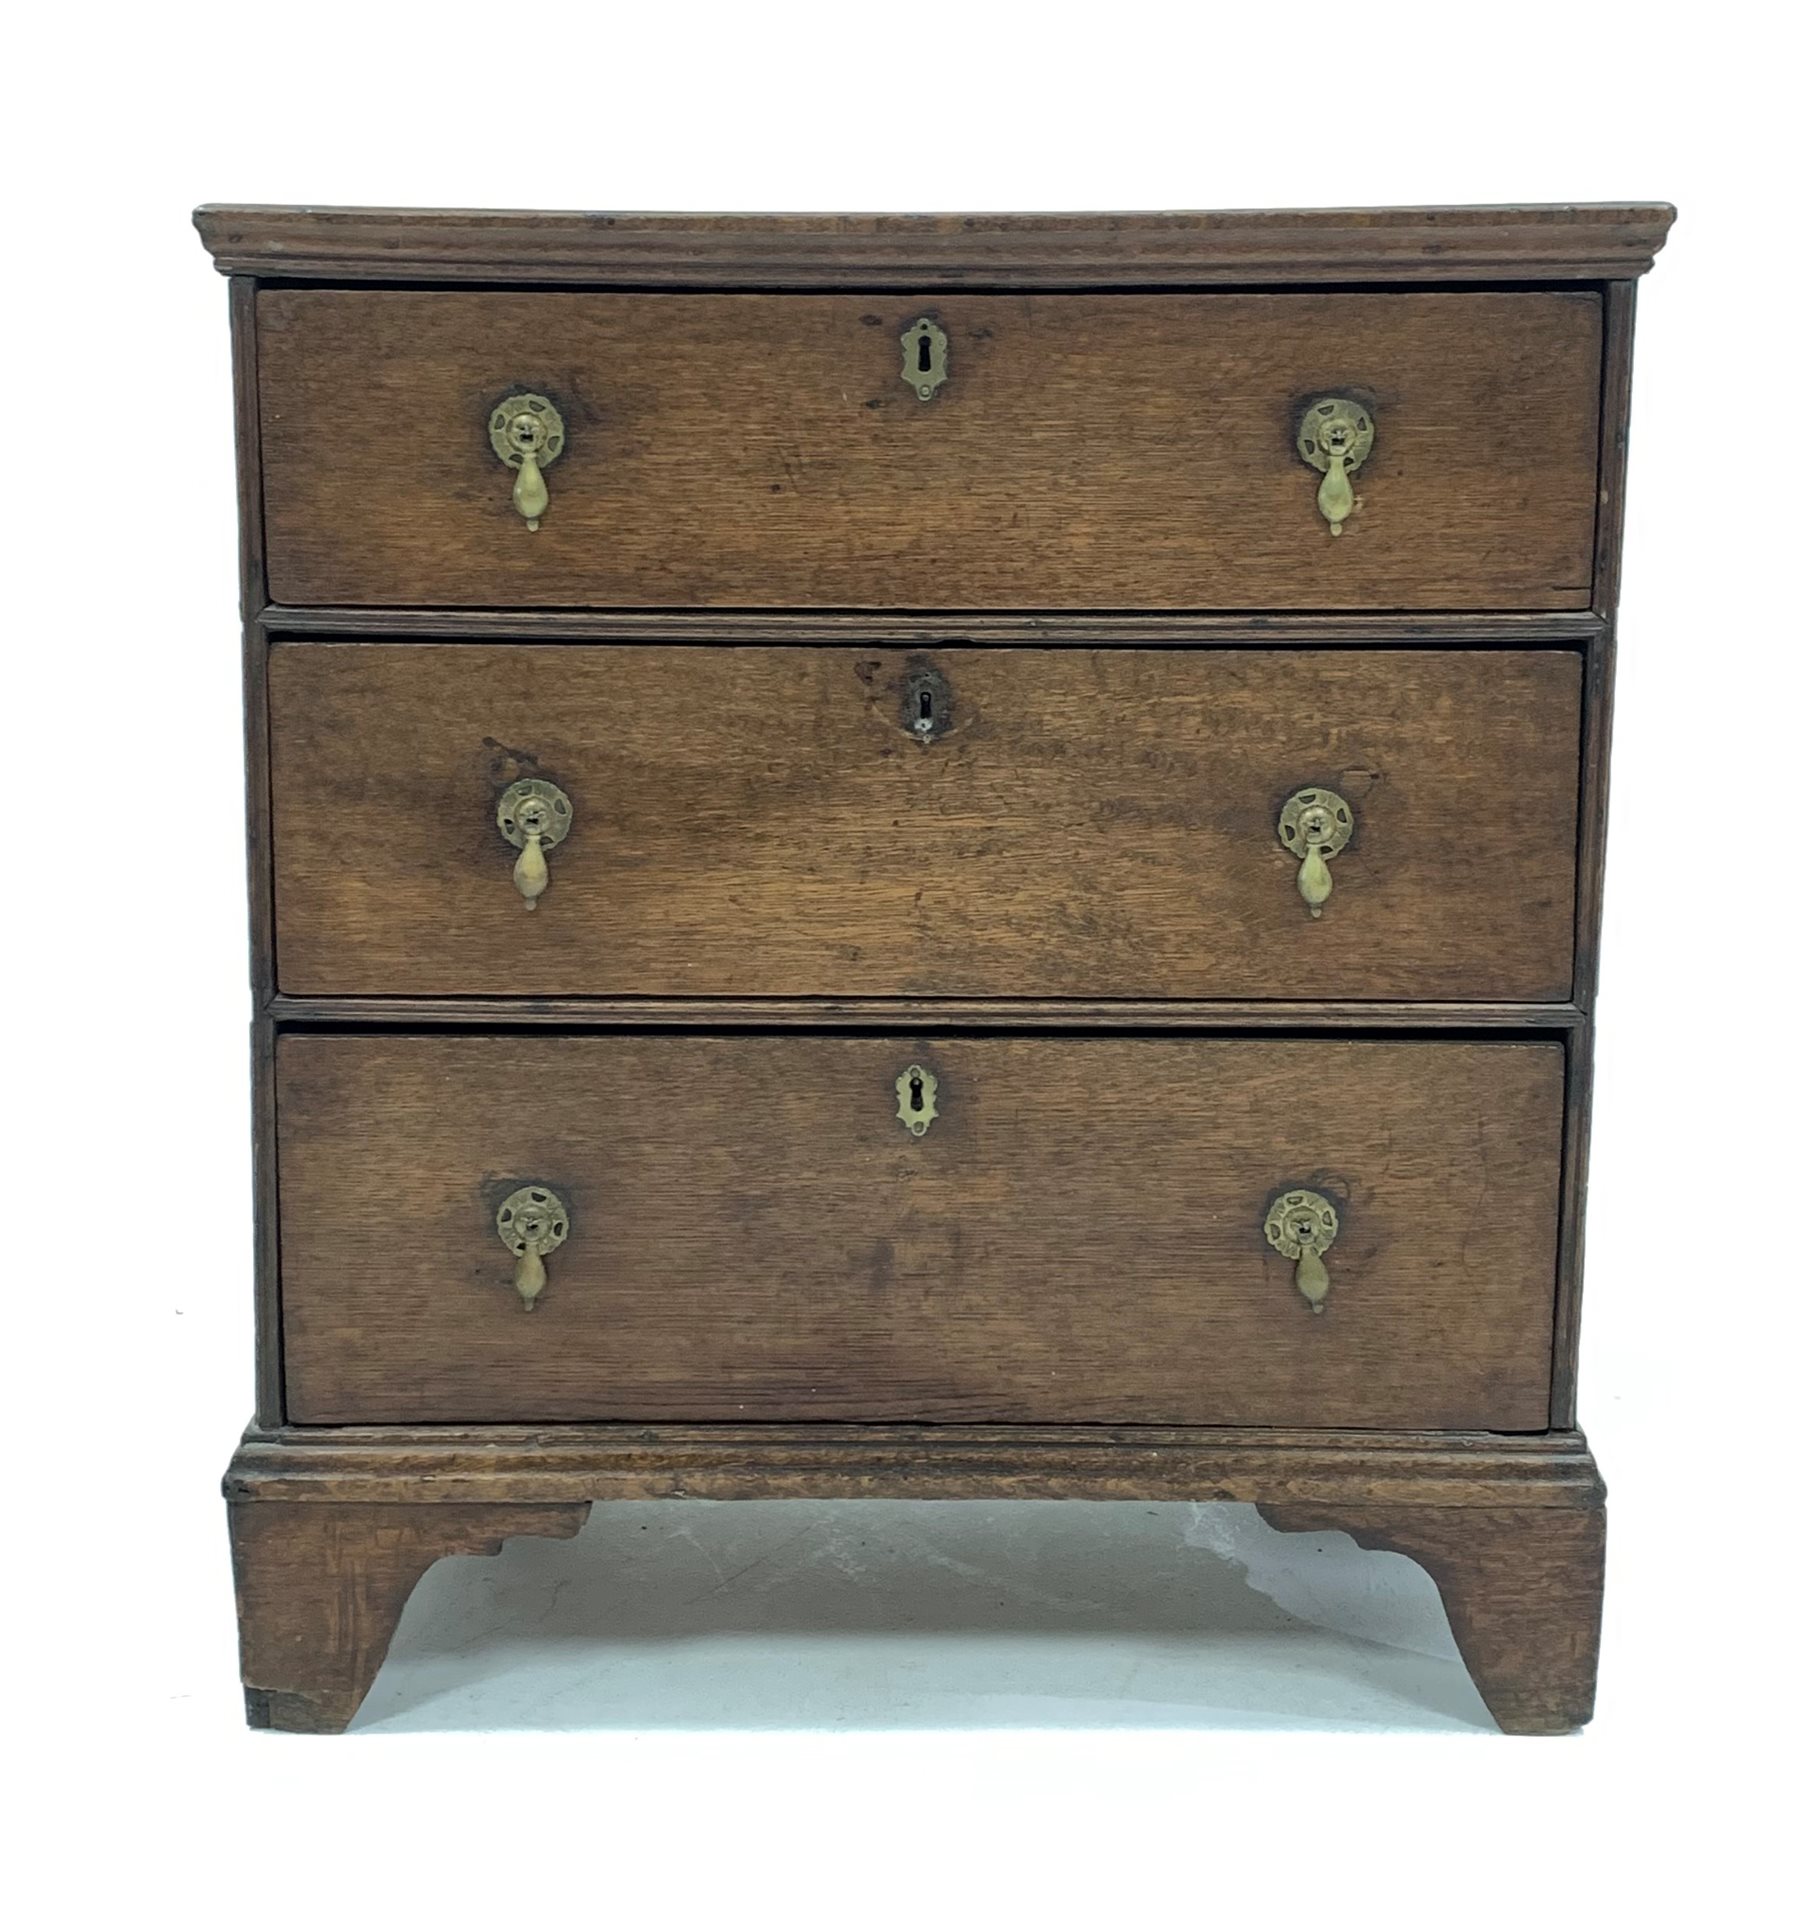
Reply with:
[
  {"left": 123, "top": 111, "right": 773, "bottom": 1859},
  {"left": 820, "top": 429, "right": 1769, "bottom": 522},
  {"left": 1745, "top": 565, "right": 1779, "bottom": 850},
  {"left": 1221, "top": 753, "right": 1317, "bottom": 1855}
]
[{"left": 193, "top": 202, "right": 1677, "bottom": 285}]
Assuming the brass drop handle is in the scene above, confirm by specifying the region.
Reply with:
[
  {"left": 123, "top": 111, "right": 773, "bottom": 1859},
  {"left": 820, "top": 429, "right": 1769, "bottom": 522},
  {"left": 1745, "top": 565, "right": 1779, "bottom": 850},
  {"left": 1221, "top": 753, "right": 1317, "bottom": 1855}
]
[
  {"left": 1264, "top": 1189, "right": 1340, "bottom": 1314},
  {"left": 1296, "top": 397, "right": 1375, "bottom": 536},
  {"left": 1278, "top": 787, "right": 1354, "bottom": 918},
  {"left": 496, "top": 778, "right": 573, "bottom": 910},
  {"left": 496, "top": 1185, "right": 569, "bottom": 1309},
  {"left": 488, "top": 393, "right": 566, "bottom": 530}
]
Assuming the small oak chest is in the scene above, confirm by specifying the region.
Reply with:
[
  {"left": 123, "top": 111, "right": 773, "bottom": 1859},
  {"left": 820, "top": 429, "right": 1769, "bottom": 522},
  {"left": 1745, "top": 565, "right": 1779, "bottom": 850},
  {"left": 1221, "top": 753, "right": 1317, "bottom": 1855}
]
[{"left": 199, "top": 201, "right": 1673, "bottom": 1732}]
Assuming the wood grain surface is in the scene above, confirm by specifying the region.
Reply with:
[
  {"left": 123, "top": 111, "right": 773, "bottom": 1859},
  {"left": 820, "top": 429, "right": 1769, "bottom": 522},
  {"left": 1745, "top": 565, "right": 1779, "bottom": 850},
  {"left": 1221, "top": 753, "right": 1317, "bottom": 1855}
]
[
  {"left": 268, "top": 997, "right": 1583, "bottom": 1030},
  {"left": 256, "top": 290, "right": 1602, "bottom": 609},
  {"left": 231, "top": 1500, "right": 588, "bottom": 1732},
  {"left": 204, "top": 205, "right": 1664, "bottom": 1736},
  {"left": 268, "top": 644, "right": 1581, "bottom": 1001},
  {"left": 1260, "top": 1503, "right": 1605, "bottom": 1733},
  {"left": 277, "top": 1034, "right": 1565, "bottom": 1427},
  {"left": 196, "top": 203, "right": 1675, "bottom": 285},
  {"left": 260, "top": 606, "right": 1608, "bottom": 645},
  {"left": 228, "top": 1424, "right": 1604, "bottom": 1509}
]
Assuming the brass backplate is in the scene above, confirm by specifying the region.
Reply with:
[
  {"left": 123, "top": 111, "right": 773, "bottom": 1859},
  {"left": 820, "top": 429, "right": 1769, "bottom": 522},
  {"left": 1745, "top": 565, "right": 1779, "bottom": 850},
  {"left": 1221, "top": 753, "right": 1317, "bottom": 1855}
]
[
  {"left": 496, "top": 778, "right": 573, "bottom": 852},
  {"left": 1263, "top": 1188, "right": 1339, "bottom": 1261},
  {"left": 1296, "top": 397, "right": 1374, "bottom": 476},
  {"left": 1278, "top": 787, "right": 1354, "bottom": 862},
  {"left": 496, "top": 1184, "right": 569, "bottom": 1256},
  {"left": 488, "top": 393, "right": 566, "bottom": 472}
]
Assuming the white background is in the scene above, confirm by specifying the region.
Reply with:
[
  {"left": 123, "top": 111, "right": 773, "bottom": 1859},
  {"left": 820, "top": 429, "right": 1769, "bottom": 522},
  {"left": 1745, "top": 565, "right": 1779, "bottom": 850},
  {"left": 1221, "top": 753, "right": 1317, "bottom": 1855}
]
[{"left": 5, "top": 2, "right": 1793, "bottom": 1913}]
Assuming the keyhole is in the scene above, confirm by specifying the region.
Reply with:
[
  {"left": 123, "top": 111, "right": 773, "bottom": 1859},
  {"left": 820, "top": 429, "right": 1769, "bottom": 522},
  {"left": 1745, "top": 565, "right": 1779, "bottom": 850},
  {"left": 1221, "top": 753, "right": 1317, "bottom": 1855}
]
[
  {"left": 905, "top": 671, "right": 947, "bottom": 741},
  {"left": 916, "top": 335, "right": 933, "bottom": 374},
  {"left": 909, "top": 1073, "right": 925, "bottom": 1112}
]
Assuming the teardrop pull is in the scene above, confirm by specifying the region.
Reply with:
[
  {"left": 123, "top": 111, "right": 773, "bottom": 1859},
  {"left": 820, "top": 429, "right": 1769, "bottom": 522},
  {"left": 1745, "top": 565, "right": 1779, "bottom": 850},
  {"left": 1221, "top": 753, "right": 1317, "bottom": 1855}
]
[
  {"left": 497, "top": 778, "right": 573, "bottom": 911},
  {"left": 1263, "top": 1188, "right": 1341, "bottom": 1316},
  {"left": 496, "top": 1185, "right": 569, "bottom": 1311},
  {"left": 514, "top": 1243, "right": 547, "bottom": 1309},
  {"left": 1297, "top": 841, "right": 1332, "bottom": 917},
  {"left": 1315, "top": 455, "right": 1355, "bottom": 536},
  {"left": 513, "top": 453, "right": 548, "bottom": 531},
  {"left": 1278, "top": 787, "right": 1354, "bottom": 920},
  {"left": 513, "top": 830, "right": 549, "bottom": 908},
  {"left": 488, "top": 393, "right": 566, "bottom": 532},
  {"left": 1295, "top": 1244, "right": 1330, "bottom": 1313},
  {"left": 1296, "top": 397, "right": 1375, "bottom": 538}
]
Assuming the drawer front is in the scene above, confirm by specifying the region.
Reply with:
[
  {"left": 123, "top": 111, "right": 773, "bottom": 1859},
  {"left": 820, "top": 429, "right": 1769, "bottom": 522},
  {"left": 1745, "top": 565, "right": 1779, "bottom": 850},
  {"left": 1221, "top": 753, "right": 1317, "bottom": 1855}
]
[
  {"left": 257, "top": 289, "right": 1601, "bottom": 610},
  {"left": 270, "top": 644, "right": 1581, "bottom": 1001},
  {"left": 278, "top": 1034, "right": 1564, "bottom": 1427}
]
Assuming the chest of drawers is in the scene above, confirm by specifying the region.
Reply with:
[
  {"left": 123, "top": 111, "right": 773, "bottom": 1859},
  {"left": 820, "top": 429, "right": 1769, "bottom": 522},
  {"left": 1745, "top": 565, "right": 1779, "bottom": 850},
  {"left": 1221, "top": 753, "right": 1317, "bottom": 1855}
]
[{"left": 199, "top": 201, "right": 1672, "bottom": 1733}]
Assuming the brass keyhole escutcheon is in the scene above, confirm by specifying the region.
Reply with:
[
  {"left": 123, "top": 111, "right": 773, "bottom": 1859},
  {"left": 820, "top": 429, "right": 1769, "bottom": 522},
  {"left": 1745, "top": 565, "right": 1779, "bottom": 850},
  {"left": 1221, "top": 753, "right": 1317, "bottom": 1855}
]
[
  {"left": 900, "top": 318, "right": 949, "bottom": 401},
  {"left": 896, "top": 1063, "right": 939, "bottom": 1137},
  {"left": 496, "top": 1185, "right": 569, "bottom": 1310},
  {"left": 497, "top": 777, "right": 573, "bottom": 910},
  {"left": 1278, "top": 786, "right": 1354, "bottom": 918},
  {"left": 1264, "top": 1189, "right": 1340, "bottom": 1314},
  {"left": 488, "top": 393, "right": 566, "bottom": 530},
  {"left": 1297, "top": 397, "right": 1375, "bottom": 536}
]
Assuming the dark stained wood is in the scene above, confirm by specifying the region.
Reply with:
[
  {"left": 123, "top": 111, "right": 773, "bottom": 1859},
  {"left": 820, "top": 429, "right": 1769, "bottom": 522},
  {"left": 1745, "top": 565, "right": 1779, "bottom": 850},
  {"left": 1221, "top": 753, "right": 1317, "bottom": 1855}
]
[
  {"left": 1591, "top": 280, "right": 1641, "bottom": 622},
  {"left": 269, "top": 645, "right": 1582, "bottom": 1002},
  {"left": 1551, "top": 1018, "right": 1597, "bottom": 1430},
  {"left": 1260, "top": 1503, "right": 1605, "bottom": 1734},
  {"left": 230, "top": 277, "right": 267, "bottom": 622},
  {"left": 229, "top": 274, "right": 284, "bottom": 1423},
  {"left": 1576, "top": 280, "right": 1638, "bottom": 1002},
  {"left": 256, "top": 290, "right": 1603, "bottom": 611},
  {"left": 1574, "top": 633, "right": 1618, "bottom": 1015},
  {"left": 261, "top": 606, "right": 1607, "bottom": 645},
  {"left": 276, "top": 1033, "right": 1565, "bottom": 1428},
  {"left": 222, "top": 1425, "right": 1601, "bottom": 1732},
  {"left": 230, "top": 1499, "right": 588, "bottom": 1732},
  {"left": 200, "top": 203, "right": 1664, "bottom": 1733},
  {"left": 248, "top": 1020, "right": 283, "bottom": 1425},
  {"left": 227, "top": 1423, "right": 1605, "bottom": 1510},
  {"left": 1552, "top": 279, "right": 1642, "bottom": 1425},
  {"left": 195, "top": 203, "right": 1675, "bottom": 286},
  {"left": 232, "top": 277, "right": 274, "bottom": 1004},
  {"left": 269, "top": 996, "right": 1584, "bottom": 1029}
]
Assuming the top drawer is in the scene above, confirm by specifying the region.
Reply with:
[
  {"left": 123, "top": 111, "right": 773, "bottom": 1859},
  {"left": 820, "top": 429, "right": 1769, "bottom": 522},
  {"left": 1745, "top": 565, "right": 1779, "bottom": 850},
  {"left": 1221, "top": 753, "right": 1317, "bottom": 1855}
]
[{"left": 256, "top": 290, "right": 1602, "bottom": 611}]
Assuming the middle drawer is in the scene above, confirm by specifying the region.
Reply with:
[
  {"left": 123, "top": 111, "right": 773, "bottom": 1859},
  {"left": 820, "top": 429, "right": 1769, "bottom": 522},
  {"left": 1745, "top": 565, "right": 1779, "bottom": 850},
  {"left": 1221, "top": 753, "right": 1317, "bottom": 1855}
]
[{"left": 269, "top": 644, "right": 1580, "bottom": 1001}]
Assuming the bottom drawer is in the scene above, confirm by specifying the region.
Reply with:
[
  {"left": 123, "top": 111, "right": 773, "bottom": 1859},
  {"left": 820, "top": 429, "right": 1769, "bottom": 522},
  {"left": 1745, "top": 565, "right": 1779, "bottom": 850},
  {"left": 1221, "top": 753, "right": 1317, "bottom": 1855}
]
[{"left": 277, "top": 1034, "right": 1564, "bottom": 1428}]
